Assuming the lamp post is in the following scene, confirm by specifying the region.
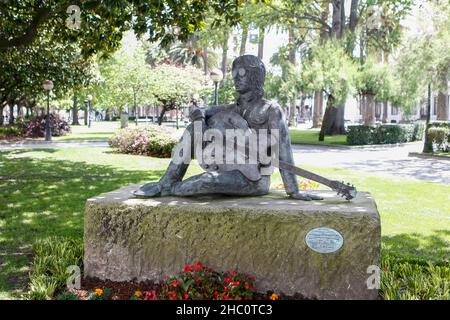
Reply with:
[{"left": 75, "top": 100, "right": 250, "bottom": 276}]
[
  {"left": 42, "top": 80, "right": 53, "bottom": 141},
  {"left": 210, "top": 68, "right": 223, "bottom": 106},
  {"left": 87, "top": 94, "right": 93, "bottom": 128}
]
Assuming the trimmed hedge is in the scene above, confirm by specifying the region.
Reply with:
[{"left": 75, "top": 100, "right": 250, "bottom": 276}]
[
  {"left": 347, "top": 123, "right": 425, "bottom": 145},
  {"left": 429, "top": 121, "right": 450, "bottom": 142}
]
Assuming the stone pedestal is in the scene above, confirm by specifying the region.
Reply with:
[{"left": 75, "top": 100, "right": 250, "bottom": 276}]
[{"left": 84, "top": 185, "right": 381, "bottom": 300}]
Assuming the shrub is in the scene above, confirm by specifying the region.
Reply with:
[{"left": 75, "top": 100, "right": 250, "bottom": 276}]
[
  {"left": 427, "top": 127, "right": 449, "bottom": 151},
  {"left": 131, "top": 261, "right": 256, "bottom": 300},
  {"left": 24, "top": 114, "right": 71, "bottom": 138},
  {"left": 57, "top": 291, "right": 79, "bottom": 300},
  {"left": 347, "top": 123, "right": 425, "bottom": 145},
  {"left": 0, "top": 125, "right": 23, "bottom": 138},
  {"left": 28, "top": 237, "right": 83, "bottom": 300},
  {"left": 109, "top": 126, "right": 177, "bottom": 158}
]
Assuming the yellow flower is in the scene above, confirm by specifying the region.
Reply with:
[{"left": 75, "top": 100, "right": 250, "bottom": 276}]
[
  {"left": 270, "top": 293, "right": 279, "bottom": 300},
  {"left": 135, "top": 291, "right": 143, "bottom": 297},
  {"left": 95, "top": 288, "right": 103, "bottom": 296}
]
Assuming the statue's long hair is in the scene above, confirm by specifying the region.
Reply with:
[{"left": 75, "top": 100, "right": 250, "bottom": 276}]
[{"left": 232, "top": 55, "right": 266, "bottom": 99}]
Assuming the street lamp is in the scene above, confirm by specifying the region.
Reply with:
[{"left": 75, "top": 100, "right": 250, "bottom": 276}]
[
  {"left": 210, "top": 68, "right": 223, "bottom": 106},
  {"left": 42, "top": 80, "right": 53, "bottom": 141},
  {"left": 87, "top": 94, "right": 93, "bottom": 128}
]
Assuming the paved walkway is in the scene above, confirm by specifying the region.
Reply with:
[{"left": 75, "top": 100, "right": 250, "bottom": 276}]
[
  {"left": 291, "top": 143, "right": 450, "bottom": 184},
  {"left": 0, "top": 140, "right": 109, "bottom": 149},
  {"left": 1, "top": 140, "right": 448, "bottom": 184}
]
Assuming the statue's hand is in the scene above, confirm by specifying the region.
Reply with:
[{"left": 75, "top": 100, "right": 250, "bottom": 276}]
[
  {"left": 189, "top": 107, "right": 205, "bottom": 122},
  {"left": 288, "top": 192, "right": 324, "bottom": 201}
]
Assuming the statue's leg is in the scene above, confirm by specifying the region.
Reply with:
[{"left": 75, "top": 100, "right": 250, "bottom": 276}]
[
  {"left": 134, "top": 124, "right": 195, "bottom": 197},
  {"left": 171, "top": 170, "right": 270, "bottom": 197}
]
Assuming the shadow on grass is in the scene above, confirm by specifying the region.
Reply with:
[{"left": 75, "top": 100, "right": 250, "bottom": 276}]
[
  {"left": 382, "top": 230, "right": 450, "bottom": 263},
  {"left": 0, "top": 151, "right": 164, "bottom": 297}
]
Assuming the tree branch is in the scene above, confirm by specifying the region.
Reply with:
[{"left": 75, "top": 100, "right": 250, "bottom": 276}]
[{"left": 0, "top": 0, "right": 102, "bottom": 49}]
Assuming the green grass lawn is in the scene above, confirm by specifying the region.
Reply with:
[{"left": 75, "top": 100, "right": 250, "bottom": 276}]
[
  {"left": 289, "top": 129, "right": 347, "bottom": 145},
  {"left": 54, "top": 123, "right": 348, "bottom": 146},
  {"left": 0, "top": 146, "right": 448, "bottom": 299},
  {"left": 434, "top": 151, "right": 450, "bottom": 158},
  {"left": 54, "top": 122, "right": 120, "bottom": 141}
]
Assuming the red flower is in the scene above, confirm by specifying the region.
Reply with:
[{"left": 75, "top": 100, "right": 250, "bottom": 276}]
[
  {"left": 168, "top": 291, "right": 177, "bottom": 298},
  {"left": 213, "top": 291, "right": 220, "bottom": 297},
  {"left": 184, "top": 292, "right": 189, "bottom": 300},
  {"left": 231, "top": 271, "right": 237, "bottom": 276},
  {"left": 222, "top": 295, "right": 229, "bottom": 300},
  {"left": 244, "top": 284, "right": 249, "bottom": 290},
  {"left": 194, "top": 261, "right": 202, "bottom": 271},
  {"left": 224, "top": 277, "right": 230, "bottom": 283},
  {"left": 184, "top": 265, "right": 193, "bottom": 272},
  {"left": 144, "top": 290, "right": 158, "bottom": 300},
  {"left": 171, "top": 280, "right": 180, "bottom": 287},
  {"left": 233, "top": 281, "right": 240, "bottom": 286}
]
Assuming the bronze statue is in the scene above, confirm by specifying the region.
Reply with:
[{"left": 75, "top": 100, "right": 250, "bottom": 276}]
[{"left": 134, "top": 55, "right": 356, "bottom": 201}]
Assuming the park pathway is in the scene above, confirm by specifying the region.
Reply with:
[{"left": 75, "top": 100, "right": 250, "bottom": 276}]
[
  {"left": 291, "top": 143, "right": 450, "bottom": 184},
  {"left": 1, "top": 140, "right": 448, "bottom": 184}
]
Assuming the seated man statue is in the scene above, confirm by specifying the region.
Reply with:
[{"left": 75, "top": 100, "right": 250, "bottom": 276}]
[{"left": 134, "top": 55, "right": 323, "bottom": 201}]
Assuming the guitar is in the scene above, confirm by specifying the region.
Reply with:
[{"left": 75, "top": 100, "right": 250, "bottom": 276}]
[{"left": 200, "top": 110, "right": 358, "bottom": 200}]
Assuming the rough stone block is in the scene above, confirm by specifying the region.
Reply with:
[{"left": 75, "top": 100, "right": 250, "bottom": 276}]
[{"left": 84, "top": 184, "right": 381, "bottom": 299}]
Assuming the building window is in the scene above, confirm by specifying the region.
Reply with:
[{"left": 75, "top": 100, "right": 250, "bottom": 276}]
[
  {"left": 375, "top": 102, "right": 382, "bottom": 118},
  {"left": 391, "top": 106, "right": 399, "bottom": 116}
]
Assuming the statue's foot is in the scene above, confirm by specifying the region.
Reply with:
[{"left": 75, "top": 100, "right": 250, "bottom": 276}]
[
  {"left": 289, "top": 192, "right": 324, "bottom": 201},
  {"left": 133, "top": 182, "right": 162, "bottom": 197}
]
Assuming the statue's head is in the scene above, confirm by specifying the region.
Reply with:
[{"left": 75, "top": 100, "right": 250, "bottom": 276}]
[{"left": 232, "top": 55, "right": 265, "bottom": 98}]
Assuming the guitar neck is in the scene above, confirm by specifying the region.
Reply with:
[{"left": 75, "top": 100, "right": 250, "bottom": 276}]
[{"left": 277, "top": 160, "right": 336, "bottom": 191}]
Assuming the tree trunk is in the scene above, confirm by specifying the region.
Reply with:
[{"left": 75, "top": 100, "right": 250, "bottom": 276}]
[
  {"left": 158, "top": 107, "right": 167, "bottom": 126},
  {"left": 321, "top": 0, "right": 346, "bottom": 136},
  {"left": 202, "top": 47, "right": 209, "bottom": 76},
  {"left": 339, "top": 0, "right": 346, "bottom": 38},
  {"left": 8, "top": 97, "right": 15, "bottom": 125},
  {"left": 437, "top": 69, "right": 449, "bottom": 120},
  {"left": 287, "top": 24, "right": 297, "bottom": 127},
  {"left": 423, "top": 84, "right": 433, "bottom": 153},
  {"left": 72, "top": 94, "right": 80, "bottom": 125},
  {"left": 221, "top": 31, "right": 229, "bottom": 86},
  {"left": 331, "top": 0, "right": 343, "bottom": 39},
  {"left": 84, "top": 102, "right": 88, "bottom": 125},
  {"left": 257, "top": 27, "right": 265, "bottom": 60},
  {"left": 319, "top": 96, "right": 334, "bottom": 141},
  {"left": 320, "top": 103, "right": 346, "bottom": 139},
  {"left": 240, "top": 24, "right": 248, "bottom": 56},
  {"left": 363, "top": 93, "right": 376, "bottom": 125},
  {"left": 105, "top": 109, "right": 111, "bottom": 121},
  {"left": 313, "top": 91, "right": 323, "bottom": 128},
  {"left": 349, "top": 0, "right": 359, "bottom": 31},
  {"left": 320, "top": 1, "right": 331, "bottom": 40},
  {"left": 312, "top": 2, "right": 330, "bottom": 129},
  {"left": 347, "top": 0, "right": 359, "bottom": 55}
]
